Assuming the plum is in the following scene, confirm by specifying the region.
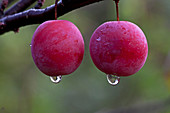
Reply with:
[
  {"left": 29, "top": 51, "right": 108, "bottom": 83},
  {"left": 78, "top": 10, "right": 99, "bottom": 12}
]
[
  {"left": 90, "top": 21, "right": 148, "bottom": 77},
  {"left": 31, "top": 20, "right": 84, "bottom": 77}
]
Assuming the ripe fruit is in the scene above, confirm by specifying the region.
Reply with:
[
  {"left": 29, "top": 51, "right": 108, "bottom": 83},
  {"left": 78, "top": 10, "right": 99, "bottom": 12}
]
[
  {"left": 89, "top": 21, "right": 148, "bottom": 76},
  {"left": 31, "top": 20, "right": 84, "bottom": 77}
]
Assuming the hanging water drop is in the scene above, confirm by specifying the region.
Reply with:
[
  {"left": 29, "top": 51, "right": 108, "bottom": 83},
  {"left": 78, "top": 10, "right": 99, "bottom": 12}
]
[
  {"left": 107, "top": 74, "right": 120, "bottom": 86},
  {"left": 30, "top": 44, "right": 32, "bottom": 47},
  {"left": 50, "top": 75, "right": 62, "bottom": 84}
]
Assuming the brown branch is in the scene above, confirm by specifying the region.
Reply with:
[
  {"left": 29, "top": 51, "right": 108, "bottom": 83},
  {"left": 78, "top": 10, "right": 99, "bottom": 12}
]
[
  {"left": 4, "top": 0, "right": 37, "bottom": 16},
  {"left": 0, "top": 0, "right": 103, "bottom": 35}
]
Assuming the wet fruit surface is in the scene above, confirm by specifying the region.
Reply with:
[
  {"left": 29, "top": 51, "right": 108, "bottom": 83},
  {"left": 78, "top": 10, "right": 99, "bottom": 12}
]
[
  {"left": 31, "top": 20, "right": 84, "bottom": 76},
  {"left": 90, "top": 21, "right": 148, "bottom": 76}
]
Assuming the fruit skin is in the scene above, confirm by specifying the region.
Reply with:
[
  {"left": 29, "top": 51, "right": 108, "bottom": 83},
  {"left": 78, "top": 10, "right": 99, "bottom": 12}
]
[
  {"left": 89, "top": 21, "right": 148, "bottom": 76},
  {"left": 31, "top": 20, "right": 84, "bottom": 76}
]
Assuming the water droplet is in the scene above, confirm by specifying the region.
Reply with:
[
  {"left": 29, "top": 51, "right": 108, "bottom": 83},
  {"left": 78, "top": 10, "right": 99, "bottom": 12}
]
[
  {"left": 96, "top": 37, "right": 101, "bottom": 41},
  {"left": 29, "top": 44, "right": 32, "bottom": 47},
  {"left": 104, "top": 42, "right": 109, "bottom": 46},
  {"left": 50, "top": 75, "right": 62, "bottom": 84},
  {"left": 58, "top": 0, "right": 63, "bottom": 4},
  {"left": 101, "top": 29, "right": 107, "bottom": 34},
  {"left": 107, "top": 74, "right": 120, "bottom": 86}
]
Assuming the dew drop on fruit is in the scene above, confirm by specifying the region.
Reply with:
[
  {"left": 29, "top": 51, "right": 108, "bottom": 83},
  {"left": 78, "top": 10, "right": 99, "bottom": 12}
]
[
  {"left": 50, "top": 75, "right": 62, "bottom": 84},
  {"left": 106, "top": 74, "right": 120, "bottom": 86},
  {"left": 96, "top": 37, "right": 101, "bottom": 41}
]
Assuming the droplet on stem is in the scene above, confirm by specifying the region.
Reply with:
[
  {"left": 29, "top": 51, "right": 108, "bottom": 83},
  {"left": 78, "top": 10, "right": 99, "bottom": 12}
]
[
  {"left": 107, "top": 74, "right": 120, "bottom": 86},
  {"left": 58, "top": 0, "right": 63, "bottom": 4},
  {"left": 50, "top": 75, "right": 62, "bottom": 84}
]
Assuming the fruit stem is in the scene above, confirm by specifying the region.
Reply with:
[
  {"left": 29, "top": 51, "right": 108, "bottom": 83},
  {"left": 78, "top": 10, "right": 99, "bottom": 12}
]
[
  {"left": 114, "top": 0, "right": 119, "bottom": 21},
  {"left": 55, "top": 0, "right": 57, "bottom": 20}
]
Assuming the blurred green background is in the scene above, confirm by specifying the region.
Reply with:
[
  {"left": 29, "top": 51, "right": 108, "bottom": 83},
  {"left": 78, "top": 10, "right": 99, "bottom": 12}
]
[{"left": 0, "top": 0, "right": 170, "bottom": 113}]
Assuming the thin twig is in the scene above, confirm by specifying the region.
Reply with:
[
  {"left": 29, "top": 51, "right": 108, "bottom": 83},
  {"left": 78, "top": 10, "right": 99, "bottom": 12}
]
[
  {"left": 114, "top": 0, "right": 119, "bottom": 21},
  {"left": 4, "top": 0, "right": 37, "bottom": 16},
  {"left": 0, "top": 0, "right": 8, "bottom": 17},
  {"left": 55, "top": 0, "right": 58, "bottom": 20}
]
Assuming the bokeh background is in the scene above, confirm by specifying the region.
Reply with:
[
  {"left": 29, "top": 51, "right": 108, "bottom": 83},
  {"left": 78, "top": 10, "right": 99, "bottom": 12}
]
[{"left": 0, "top": 0, "right": 170, "bottom": 113}]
